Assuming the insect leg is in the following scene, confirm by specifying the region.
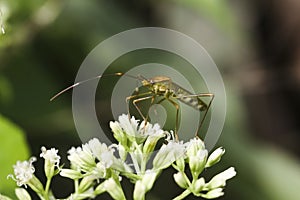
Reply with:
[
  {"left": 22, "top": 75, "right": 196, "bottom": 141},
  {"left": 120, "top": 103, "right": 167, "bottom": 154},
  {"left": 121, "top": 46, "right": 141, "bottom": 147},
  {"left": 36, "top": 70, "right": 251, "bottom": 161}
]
[
  {"left": 126, "top": 91, "right": 153, "bottom": 119},
  {"left": 132, "top": 95, "right": 156, "bottom": 123},
  {"left": 165, "top": 98, "right": 180, "bottom": 141},
  {"left": 180, "top": 93, "right": 214, "bottom": 137},
  {"left": 197, "top": 93, "right": 214, "bottom": 137}
]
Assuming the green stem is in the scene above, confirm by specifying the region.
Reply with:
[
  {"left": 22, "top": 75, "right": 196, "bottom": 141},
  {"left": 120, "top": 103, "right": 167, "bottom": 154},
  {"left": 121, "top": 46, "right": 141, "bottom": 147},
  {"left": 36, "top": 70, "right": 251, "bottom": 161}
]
[
  {"left": 74, "top": 179, "right": 79, "bottom": 192},
  {"left": 44, "top": 177, "right": 52, "bottom": 194},
  {"left": 172, "top": 189, "right": 191, "bottom": 200}
]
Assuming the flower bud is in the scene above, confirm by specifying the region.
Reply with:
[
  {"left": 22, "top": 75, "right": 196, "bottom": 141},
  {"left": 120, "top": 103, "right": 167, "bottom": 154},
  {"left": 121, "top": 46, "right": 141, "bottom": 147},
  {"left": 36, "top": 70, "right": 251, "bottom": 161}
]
[
  {"left": 94, "top": 182, "right": 105, "bottom": 195},
  {"left": 133, "top": 180, "right": 146, "bottom": 200},
  {"left": 142, "top": 132, "right": 164, "bottom": 154},
  {"left": 192, "top": 177, "right": 205, "bottom": 194},
  {"left": 40, "top": 147, "right": 60, "bottom": 178},
  {"left": 188, "top": 150, "right": 207, "bottom": 178},
  {"left": 110, "top": 121, "right": 127, "bottom": 146},
  {"left": 175, "top": 156, "right": 185, "bottom": 172},
  {"left": 27, "top": 176, "right": 44, "bottom": 194},
  {"left": 173, "top": 172, "right": 189, "bottom": 189},
  {"left": 118, "top": 144, "right": 127, "bottom": 161},
  {"left": 15, "top": 188, "right": 31, "bottom": 200},
  {"left": 206, "top": 167, "right": 236, "bottom": 189},
  {"left": 153, "top": 141, "right": 185, "bottom": 170},
  {"left": 186, "top": 138, "right": 205, "bottom": 158},
  {"left": 60, "top": 169, "right": 82, "bottom": 179},
  {"left": 205, "top": 147, "right": 225, "bottom": 168},
  {"left": 201, "top": 188, "right": 224, "bottom": 199},
  {"left": 104, "top": 178, "right": 126, "bottom": 200},
  {"left": 78, "top": 175, "right": 96, "bottom": 193},
  {"left": 0, "top": 195, "right": 13, "bottom": 200},
  {"left": 141, "top": 171, "right": 158, "bottom": 191}
]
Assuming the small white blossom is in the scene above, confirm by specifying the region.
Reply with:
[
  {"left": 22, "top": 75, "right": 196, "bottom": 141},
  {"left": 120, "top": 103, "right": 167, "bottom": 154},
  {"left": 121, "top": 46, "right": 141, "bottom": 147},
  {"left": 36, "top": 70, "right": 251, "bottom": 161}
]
[
  {"left": 206, "top": 147, "right": 225, "bottom": 168},
  {"left": 153, "top": 141, "right": 186, "bottom": 170},
  {"left": 68, "top": 188, "right": 95, "bottom": 199},
  {"left": 104, "top": 178, "right": 126, "bottom": 200},
  {"left": 87, "top": 138, "right": 115, "bottom": 168},
  {"left": 118, "top": 114, "right": 139, "bottom": 138},
  {"left": 139, "top": 121, "right": 165, "bottom": 137},
  {"left": 0, "top": 194, "right": 13, "bottom": 200},
  {"left": 174, "top": 171, "right": 189, "bottom": 189},
  {"left": 201, "top": 188, "right": 224, "bottom": 199},
  {"left": 60, "top": 168, "right": 83, "bottom": 179},
  {"left": 67, "top": 145, "right": 96, "bottom": 172},
  {"left": 15, "top": 188, "right": 31, "bottom": 200},
  {"left": 206, "top": 167, "right": 237, "bottom": 189},
  {"left": 8, "top": 157, "right": 36, "bottom": 188},
  {"left": 110, "top": 114, "right": 166, "bottom": 144},
  {"left": 192, "top": 177, "right": 205, "bottom": 193},
  {"left": 40, "top": 146, "right": 60, "bottom": 166},
  {"left": 141, "top": 170, "right": 158, "bottom": 191},
  {"left": 186, "top": 137, "right": 205, "bottom": 157},
  {"left": 185, "top": 138, "right": 208, "bottom": 178},
  {"left": 143, "top": 127, "right": 166, "bottom": 154}
]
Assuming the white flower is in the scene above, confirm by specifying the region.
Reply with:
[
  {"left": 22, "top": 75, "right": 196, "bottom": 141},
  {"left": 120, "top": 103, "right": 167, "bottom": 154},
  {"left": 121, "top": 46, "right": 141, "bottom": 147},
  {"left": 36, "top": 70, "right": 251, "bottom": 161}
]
[
  {"left": 60, "top": 168, "right": 83, "bottom": 179},
  {"left": 206, "top": 167, "right": 237, "bottom": 189},
  {"left": 118, "top": 114, "right": 140, "bottom": 138},
  {"left": 104, "top": 178, "right": 126, "bottom": 200},
  {"left": 188, "top": 149, "right": 208, "bottom": 178},
  {"left": 186, "top": 137, "right": 205, "bottom": 157},
  {"left": 87, "top": 138, "right": 115, "bottom": 168},
  {"left": 139, "top": 121, "right": 165, "bottom": 137},
  {"left": 40, "top": 147, "right": 60, "bottom": 166},
  {"left": 142, "top": 126, "right": 166, "bottom": 154},
  {"left": 8, "top": 157, "right": 36, "bottom": 188},
  {"left": 173, "top": 171, "right": 189, "bottom": 189},
  {"left": 205, "top": 147, "right": 225, "bottom": 168},
  {"left": 201, "top": 188, "right": 224, "bottom": 199},
  {"left": 68, "top": 188, "right": 95, "bottom": 200},
  {"left": 192, "top": 177, "right": 205, "bottom": 193},
  {"left": 153, "top": 141, "right": 186, "bottom": 170},
  {"left": 110, "top": 114, "right": 166, "bottom": 144},
  {"left": 185, "top": 138, "right": 207, "bottom": 177},
  {"left": 15, "top": 188, "right": 31, "bottom": 200},
  {"left": 67, "top": 145, "right": 96, "bottom": 172},
  {"left": 133, "top": 180, "right": 146, "bottom": 200}
]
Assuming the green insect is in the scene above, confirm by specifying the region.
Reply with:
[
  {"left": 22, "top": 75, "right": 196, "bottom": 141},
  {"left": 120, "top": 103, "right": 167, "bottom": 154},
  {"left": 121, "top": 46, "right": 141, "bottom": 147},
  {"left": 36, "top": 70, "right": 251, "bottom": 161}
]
[{"left": 51, "top": 72, "right": 214, "bottom": 140}]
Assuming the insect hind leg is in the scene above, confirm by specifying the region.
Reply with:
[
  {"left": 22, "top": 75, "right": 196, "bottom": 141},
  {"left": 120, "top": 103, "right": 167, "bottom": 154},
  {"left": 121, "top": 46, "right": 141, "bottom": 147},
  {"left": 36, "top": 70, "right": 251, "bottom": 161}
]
[
  {"left": 195, "top": 93, "right": 214, "bottom": 138},
  {"left": 175, "top": 93, "right": 214, "bottom": 138}
]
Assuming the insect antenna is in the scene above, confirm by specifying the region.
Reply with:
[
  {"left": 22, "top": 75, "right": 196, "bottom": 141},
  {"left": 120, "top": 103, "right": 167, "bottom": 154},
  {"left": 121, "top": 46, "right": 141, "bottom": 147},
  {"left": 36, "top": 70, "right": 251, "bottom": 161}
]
[{"left": 50, "top": 72, "right": 141, "bottom": 101}]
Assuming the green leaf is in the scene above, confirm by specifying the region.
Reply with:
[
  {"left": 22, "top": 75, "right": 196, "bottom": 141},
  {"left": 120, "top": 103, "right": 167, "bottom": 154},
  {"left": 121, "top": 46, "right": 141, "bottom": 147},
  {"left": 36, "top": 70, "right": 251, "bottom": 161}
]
[{"left": 0, "top": 114, "right": 29, "bottom": 197}]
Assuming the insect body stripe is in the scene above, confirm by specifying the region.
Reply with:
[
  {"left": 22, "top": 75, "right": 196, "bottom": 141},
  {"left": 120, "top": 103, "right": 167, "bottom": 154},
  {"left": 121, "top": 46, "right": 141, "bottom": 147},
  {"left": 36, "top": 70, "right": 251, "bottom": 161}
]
[{"left": 168, "top": 82, "right": 208, "bottom": 111}]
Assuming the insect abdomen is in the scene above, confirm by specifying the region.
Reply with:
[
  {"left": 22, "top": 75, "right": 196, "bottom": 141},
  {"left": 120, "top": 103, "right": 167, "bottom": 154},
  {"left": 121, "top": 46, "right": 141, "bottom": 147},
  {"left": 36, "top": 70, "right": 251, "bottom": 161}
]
[
  {"left": 177, "top": 93, "right": 207, "bottom": 111},
  {"left": 171, "top": 83, "right": 208, "bottom": 111}
]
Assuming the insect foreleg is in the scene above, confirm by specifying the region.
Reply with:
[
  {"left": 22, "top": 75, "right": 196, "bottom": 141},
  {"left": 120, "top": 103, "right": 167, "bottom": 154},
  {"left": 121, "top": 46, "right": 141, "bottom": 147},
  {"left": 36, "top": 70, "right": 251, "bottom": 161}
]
[
  {"left": 132, "top": 95, "right": 156, "bottom": 124},
  {"left": 125, "top": 91, "right": 153, "bottom": 119}
]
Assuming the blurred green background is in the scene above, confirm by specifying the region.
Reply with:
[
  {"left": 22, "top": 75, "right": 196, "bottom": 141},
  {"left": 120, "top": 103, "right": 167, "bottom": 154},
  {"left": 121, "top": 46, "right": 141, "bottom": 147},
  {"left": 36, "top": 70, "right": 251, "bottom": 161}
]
[{"left": 1, "top": 0, "right": 300, "bottom": 199}]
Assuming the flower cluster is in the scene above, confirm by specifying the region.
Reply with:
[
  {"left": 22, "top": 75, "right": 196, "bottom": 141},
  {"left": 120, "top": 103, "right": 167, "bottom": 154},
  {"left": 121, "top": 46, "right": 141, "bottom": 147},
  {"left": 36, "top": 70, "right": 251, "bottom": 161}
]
[
  {"left": 172, "top": 138, "right": 236, "bottom": 199},
  {"left": 5, "top": 114, "right": 236, "bottom": 200}
]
